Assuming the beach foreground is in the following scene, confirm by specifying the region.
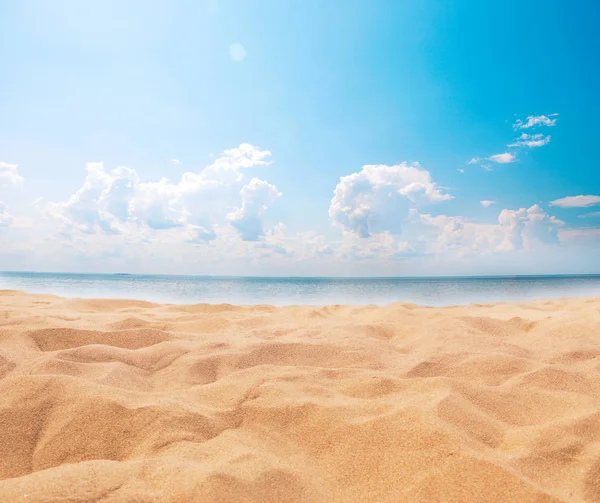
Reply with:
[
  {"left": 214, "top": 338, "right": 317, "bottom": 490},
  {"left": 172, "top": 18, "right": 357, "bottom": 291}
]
[{"left": 1, "top": 291, "right": 600, "bottom": 502}]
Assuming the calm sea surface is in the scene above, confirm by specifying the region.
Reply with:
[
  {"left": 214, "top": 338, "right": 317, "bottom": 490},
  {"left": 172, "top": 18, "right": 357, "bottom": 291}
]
[{"left": 1, "top": 271, "right": 600, "bottom": 306}]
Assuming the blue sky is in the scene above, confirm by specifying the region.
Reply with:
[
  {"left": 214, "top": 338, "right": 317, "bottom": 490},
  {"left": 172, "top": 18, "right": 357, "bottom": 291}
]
[{"left": 1, "top": 0, "right": 599, "bottom": 276}]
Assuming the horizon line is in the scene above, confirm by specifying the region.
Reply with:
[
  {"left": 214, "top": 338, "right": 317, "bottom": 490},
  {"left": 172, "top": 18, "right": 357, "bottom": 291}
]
[{"left": 2, "top": 270, "right": 600, "bottom": 281}]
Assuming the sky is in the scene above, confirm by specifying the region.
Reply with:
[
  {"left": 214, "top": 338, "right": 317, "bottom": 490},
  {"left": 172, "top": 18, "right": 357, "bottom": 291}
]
[{"left": 1, "top": 0, "right": 599, "bottom": 276}]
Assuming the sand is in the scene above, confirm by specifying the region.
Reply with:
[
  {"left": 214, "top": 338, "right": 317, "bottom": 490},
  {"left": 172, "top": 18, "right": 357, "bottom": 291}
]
[{"left": 1, "top": 291, "right": 600, "bottom": 502}]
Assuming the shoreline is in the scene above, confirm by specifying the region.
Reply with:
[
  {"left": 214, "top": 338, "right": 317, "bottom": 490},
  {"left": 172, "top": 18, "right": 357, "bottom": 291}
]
[
  {"left": 3, "top": 272, "right": 600, "bottom": 308},
  {"left": 2, "top": 288, "right": 600, "bottom": 309}
]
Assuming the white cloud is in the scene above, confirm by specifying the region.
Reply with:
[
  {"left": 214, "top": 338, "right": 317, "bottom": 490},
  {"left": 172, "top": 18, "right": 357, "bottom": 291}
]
[
  {"left": 329, "top": 162, "right": 452, "bottom": 238},
  {"left": 44, "top": 143, "right": 280, "bottom": 241},
  {"left": 0, "top": 190, "right": 585, "bottom": 275},
  {"left": 488, "top": 152, "right": 516, "bottom": 164},
  {"left": 0, "top": 162, "right": 23, "bottom": 185},
  {"left": 468, "top": 153, "right": 516, "bottom": 167},
  {"left": 549, "top": 195, "right": 600, "bottom": 208},
  {"left": 337, "top": 231, "right": 415, "bottom": 261},
  {"left": 0, "top": 163, "right": 22, "bottom": 230},
  {"left": 3, "top": 138, "right": 592, "bottom": 274},
  {"left": 497, "top": 204, "right": 563, "bottom": 251},
  {"left": 227, "top": 178, "right": 282, "bottom": 241},
  {"left": 514, "top": 114, "right": 558, "bottom": 129},
  {"left": 302, "top": 232, "right": 335, "bottom": 257},
  {"left": 559, "top": 228, "right": 600, "bottom": 245},
  {"left": 578, "top": 212, "right": 600, "bottom": 219},
  {"left": 44, "top": 162, "right": 123, "bottom": 234},
  {"left": 407, "top": 204, "right": 562, "bottom": 256},
  {"left": 468, "top": 113, "right": 558, "bottom": 168},
  {"left": 457, "top": 168, "right": 465, "bottom": 173},
  {"left": 130, "top": 177, "right": 184, "bottom": 230},
  {"left": 219, "top": 143, "right": 272, "bottom": 170},
  {"left": 408, "top": 211, "right": 499, "bottom": 256},
  {"left": 0, "top": 201, "right": 12, "bottom": 228},
  {"left": 508, "top": 133, "right": 551, "bottom": 148},
  {"left": 234, "top": 226, "right": 337, "bottom": 262},
  {"left": 171, "top": 159, "right": 182, "bottom": 165}
]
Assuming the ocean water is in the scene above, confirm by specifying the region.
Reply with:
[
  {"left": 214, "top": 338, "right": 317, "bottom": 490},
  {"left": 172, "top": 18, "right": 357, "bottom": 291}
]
[{"left": 1, "top": 271, "right": 600, "bottom": 306}]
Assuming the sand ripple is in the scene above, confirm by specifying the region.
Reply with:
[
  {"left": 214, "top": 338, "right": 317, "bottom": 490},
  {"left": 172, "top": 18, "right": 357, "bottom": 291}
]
[{"left": 1, "top": 291, "right": 600, "bottom": 502}]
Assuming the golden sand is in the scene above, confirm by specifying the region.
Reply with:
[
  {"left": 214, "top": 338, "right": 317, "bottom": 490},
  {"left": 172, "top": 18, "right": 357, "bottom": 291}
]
[{"left": 1, "top": 290, "right": 600, "bottom": 502}]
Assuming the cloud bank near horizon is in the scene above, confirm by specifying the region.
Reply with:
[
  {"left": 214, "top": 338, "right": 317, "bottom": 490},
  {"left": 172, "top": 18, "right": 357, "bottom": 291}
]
[{"left": 1, "top": 134, "right": 598, "bottom": 275}]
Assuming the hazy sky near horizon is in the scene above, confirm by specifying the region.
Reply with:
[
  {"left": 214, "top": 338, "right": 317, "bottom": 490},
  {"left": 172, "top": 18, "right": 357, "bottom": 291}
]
[{"left": 1, "top": 0, "right": 599, "bottom": 276}]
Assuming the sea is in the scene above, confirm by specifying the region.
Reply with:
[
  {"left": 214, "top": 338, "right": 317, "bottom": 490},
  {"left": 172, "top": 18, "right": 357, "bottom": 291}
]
[{"left": 1, "top": 271, "right": 600, "bottom": 307}]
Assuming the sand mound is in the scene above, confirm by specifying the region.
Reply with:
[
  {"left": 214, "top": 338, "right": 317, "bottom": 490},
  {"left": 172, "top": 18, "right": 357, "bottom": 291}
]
[{"left": 1, "top": 292, "right": 600, "bottom": 502}]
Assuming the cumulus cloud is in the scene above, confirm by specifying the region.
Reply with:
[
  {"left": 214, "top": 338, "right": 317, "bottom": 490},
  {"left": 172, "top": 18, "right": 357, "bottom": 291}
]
[
  {"left": 4, "top": 140, "right": 582, "bottom": 272},
  {"left": 44, "top": 143, "right": 280, "bottom": 241},
  {"left": 227, "top": 178, "right": 282, "bottom": 241},
  {"left": 44, "top": 162, "right": 116, "bottom": 234},
  {"left": 44, "top": 163, "right": 139, "bottom": 234},
  {"left": 549, "top": 195, "right": 600, "bottom": 208},
  {"left": 329, "top": 162, "right": 452, "bottom": 238},
  {"left": 497, "top": 204, "right": 563, "bottom": 251},
  {"left": 508, "top": 133, "right": 551, "bottom": 148},
  {"left": 514, "top": 114, "right": 558, "bottom": 129},
  {"left": 409, "top": 212, "right": 498, "bottom": 256},
  {"left": 130, "top": 177, "right": 184, "bottom": 230},
  {"left": 0, "top": 162, "right": 23, "bottom": 185},
  {"left": 409, "top": 204, "right": 563, "bottom": 256}
]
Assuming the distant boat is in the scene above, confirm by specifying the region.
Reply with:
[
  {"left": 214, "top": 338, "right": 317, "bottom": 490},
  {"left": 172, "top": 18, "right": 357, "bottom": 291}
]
[{"left": 114, "top": 273, "right": 132, "bottom": 276}]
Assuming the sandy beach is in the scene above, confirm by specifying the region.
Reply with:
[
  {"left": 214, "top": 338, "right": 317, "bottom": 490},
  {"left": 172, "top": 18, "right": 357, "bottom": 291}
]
[{"left": 1, "top": 290, "right": 600, "bottom": 502}]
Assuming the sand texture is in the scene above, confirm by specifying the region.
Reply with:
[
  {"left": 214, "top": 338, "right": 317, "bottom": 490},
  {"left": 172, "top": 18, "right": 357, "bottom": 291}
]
[{"left": 1, "top": 291, "right": 600, "bottom": 502}]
